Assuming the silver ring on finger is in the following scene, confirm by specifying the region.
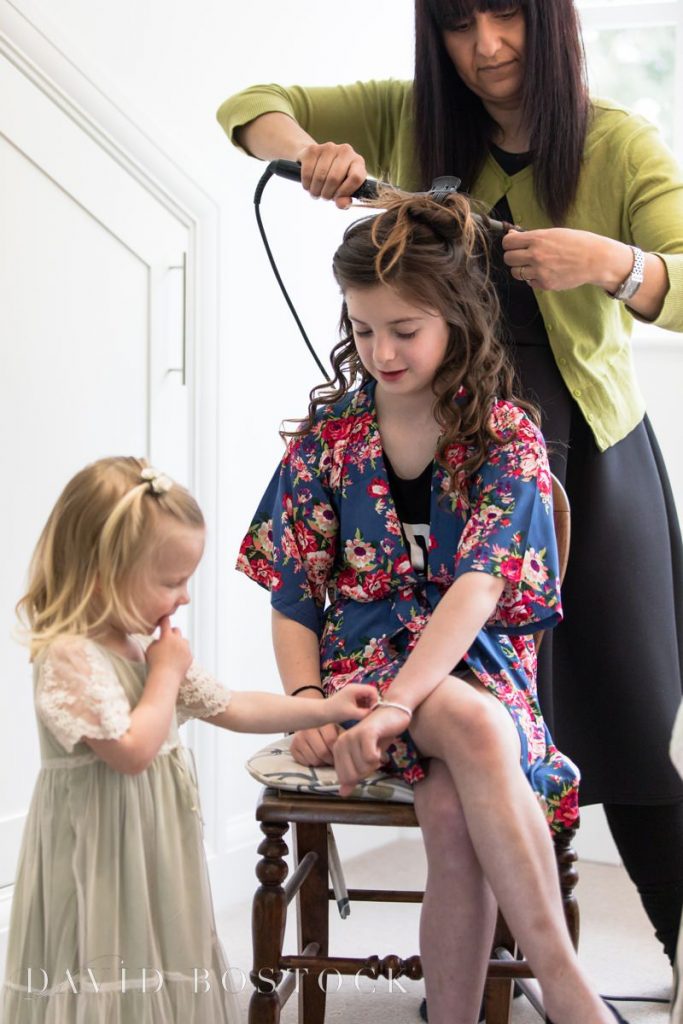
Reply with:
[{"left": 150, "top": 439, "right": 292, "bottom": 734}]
[{"left": 519, "top": 265, "right": 528, "bottom": 283}]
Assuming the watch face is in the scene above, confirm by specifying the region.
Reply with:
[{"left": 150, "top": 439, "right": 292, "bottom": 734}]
[{"left": 619, "top": 277, "right": 641, "bottom": 300}]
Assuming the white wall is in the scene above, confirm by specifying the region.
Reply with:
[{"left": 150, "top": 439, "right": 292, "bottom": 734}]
[
  {"left": 3, "top": 0, "right": 419, "bottom": 905},
  {"left": 5, "top": 0, "right": 681, "bottom": 898}
]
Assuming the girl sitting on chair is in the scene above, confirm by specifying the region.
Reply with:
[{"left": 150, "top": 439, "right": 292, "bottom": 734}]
[{"left": 237, "top": 189, "right": 627, "bottom": 1024}]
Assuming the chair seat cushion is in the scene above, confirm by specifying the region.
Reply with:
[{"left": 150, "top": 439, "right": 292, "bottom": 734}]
[{"left": 246, "top": 736, "right": 415, "bottom": 803}]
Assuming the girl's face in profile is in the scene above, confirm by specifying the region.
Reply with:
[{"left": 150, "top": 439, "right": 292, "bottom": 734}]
[
  {"left": 130, "top": 518, "right": 205, "bottom": 633},
  {"left": 441, "top": 5, "right": 526, "bottom": 112},
  {"left": 345, "top": 284, "right": 450, "bottom": 402}
]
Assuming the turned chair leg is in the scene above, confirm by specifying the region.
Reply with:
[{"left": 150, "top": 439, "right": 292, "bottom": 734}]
[
  {"left": 249, "top": 822, "right": 289, "bottom": 1024},
  {"left": 295, "top": 821, "right": 330, "bottom": 1024},
  {"left": 554, "top": 829, "right": 580, "bottom": 948}
]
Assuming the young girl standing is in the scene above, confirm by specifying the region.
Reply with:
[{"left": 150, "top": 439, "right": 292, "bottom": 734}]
[
  {"left": 2, "top": 456, "right": 375, "bottom": 1024},
  {"left": 237, "top": 192, "right": 629, "bottom": 1024}
]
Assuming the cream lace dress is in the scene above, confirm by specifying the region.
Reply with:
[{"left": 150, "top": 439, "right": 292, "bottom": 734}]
[{"left": 1, "top": 635, "right": 242, "bottom": 1024}]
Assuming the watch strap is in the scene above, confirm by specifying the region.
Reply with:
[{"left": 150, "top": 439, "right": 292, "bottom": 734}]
[{"left": 610, "top": 245, "right": 644, "bottom": 301}]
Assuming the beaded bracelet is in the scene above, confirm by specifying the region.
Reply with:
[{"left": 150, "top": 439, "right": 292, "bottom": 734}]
[
  {"left": 371, "top": 695, "right": 413, "bottom": 723},
  {"left": 290, "top": 684, "right": 326, "bottom": 698}
]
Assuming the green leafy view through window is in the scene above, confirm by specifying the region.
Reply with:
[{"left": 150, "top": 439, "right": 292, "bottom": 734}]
[{"left": 583, "top": 25, "right": 675, "bottom": 147}]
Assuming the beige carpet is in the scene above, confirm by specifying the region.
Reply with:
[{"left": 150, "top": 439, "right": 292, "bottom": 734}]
[{"left": 218, "top": 837, "right": 673, "bottom": 1023}]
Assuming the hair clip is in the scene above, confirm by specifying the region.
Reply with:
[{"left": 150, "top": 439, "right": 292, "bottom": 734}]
[{"left": 140, "top": 466, "right": 173, "bottom": 495}]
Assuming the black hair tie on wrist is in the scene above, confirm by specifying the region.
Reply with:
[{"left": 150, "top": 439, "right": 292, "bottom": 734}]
[{"left": 291, "top": 684, "right": 326, "bottom": 697}]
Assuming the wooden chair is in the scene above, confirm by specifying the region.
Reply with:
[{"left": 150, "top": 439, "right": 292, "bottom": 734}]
[{"left": 248, "top": 476, "right": 576, "bottom": 1024}]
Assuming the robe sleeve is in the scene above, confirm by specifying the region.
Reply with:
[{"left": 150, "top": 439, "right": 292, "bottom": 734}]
[
  {"left": 236, "top": 429, "right": 339, "bottom": 637},
  {"left": 35, "top": 636, "right": 132, "bottom": 753},
  {"left": 454, "top": 403, "right": 563, "bottom": 634}
]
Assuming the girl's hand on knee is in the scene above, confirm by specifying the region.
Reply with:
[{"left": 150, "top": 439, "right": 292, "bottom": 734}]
[
  {"left": 145, "top": 616, "right": 192, "bottom": 682},
  {"left": 334, "top": 714, "right": 402, "bottom": 795},
  {"left": 290, "top": 723, "right": 340, "bottom": 766}
]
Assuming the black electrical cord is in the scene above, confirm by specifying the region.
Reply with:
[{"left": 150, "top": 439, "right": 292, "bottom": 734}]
[{"left": 253, "top": 163, "right": 329, "bottom": 379}]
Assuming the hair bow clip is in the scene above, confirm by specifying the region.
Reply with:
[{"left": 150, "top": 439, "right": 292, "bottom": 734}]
[{"left": 140, "top": 466, "right": 173, "bottom": 494}]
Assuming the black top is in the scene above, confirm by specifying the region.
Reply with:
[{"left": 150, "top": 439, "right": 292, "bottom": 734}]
[
  {"left": 488, "top": 143, "right": 549, "bottom": 351},
  {"left": 383, "top": 452, "right": 431, "bottom": 574}
]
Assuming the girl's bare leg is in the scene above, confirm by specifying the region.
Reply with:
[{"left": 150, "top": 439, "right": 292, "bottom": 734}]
[
  {"left": 414, "top": 759, "right": 498, "bottom": 1024},
  {"left": 410, "top": 675, "right": 613, "bottom": 1024}
]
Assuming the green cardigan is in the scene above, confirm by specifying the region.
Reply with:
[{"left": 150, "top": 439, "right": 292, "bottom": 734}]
[{"left": 217, "top": 80, "right": 683, "bottom": 451}]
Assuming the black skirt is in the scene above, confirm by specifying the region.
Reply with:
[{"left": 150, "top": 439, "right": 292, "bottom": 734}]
[
  {"left": 513, "top": 339, "right": 683, "bottom": 806},
  {"left": 488, "top": 166, "right": 683, "bottom": 805}
]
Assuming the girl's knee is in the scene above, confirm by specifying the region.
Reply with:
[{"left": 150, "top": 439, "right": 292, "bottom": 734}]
[{"left": 420, "top": 679, "right": 519, "bottom": 764}]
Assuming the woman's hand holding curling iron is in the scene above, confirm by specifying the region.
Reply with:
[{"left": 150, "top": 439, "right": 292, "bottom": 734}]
[{"left": 295, "top": 141, "right": 367, "bottom": 208}]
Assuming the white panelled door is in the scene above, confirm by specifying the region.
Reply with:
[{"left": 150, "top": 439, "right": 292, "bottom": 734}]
[{"left": 0, "top": 44, "right": 192, "bottom": 924}]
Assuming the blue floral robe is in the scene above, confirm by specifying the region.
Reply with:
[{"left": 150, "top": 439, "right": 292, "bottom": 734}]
[{"left": 237, "top": 381, "right": 579, "bottom": 832}]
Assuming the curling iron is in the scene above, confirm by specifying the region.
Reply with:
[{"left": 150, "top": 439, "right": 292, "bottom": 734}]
[{"left": 253, "top": 159, "right": 510, "bottom": 377}]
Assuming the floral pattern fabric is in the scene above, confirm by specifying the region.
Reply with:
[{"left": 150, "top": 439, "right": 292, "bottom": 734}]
[{"left": 237, "top": 382, "right": 579, "bottom": 832}]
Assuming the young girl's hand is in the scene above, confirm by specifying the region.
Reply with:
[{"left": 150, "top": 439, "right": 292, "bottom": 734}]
[
  {"left": 324, "top": 683, "right": 379, "bottom": 723},
  {"left": 145, "top": 616, "right": 192, "bottom": 682}
]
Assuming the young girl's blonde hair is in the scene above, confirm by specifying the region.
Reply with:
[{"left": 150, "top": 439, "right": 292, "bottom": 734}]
[{"left": 17, "top": 456, "right": 204, "bottom": 658}]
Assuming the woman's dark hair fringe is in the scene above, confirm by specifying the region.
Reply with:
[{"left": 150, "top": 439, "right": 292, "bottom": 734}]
[
  {"left": 282, "top": 188, "right": 538, "bottom": 490},
  {"left": 414, "top": 0, "right": 590, "bottom": 224}
]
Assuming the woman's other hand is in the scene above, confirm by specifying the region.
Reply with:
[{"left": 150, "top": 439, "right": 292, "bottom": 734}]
[
  {"left": 295, "top": 141, "right": 367, "bottom": 208},
  {"left": 502, "top": 227, "right": 634, "bottom": 292}
]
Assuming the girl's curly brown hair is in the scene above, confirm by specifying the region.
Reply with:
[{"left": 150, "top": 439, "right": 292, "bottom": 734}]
[{"left": 284, "top": 187, "right": 537, "bottom": 489}]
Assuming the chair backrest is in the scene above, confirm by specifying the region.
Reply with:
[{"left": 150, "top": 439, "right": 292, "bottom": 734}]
[{"left": 534, "top": 473, "right": 570, "bottom": 654}]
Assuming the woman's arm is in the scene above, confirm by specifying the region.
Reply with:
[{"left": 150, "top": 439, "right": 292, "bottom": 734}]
[
  {"left": 237, "top": 112, "right": 367, "bottom": 207},
  {"left": 502, "top": 228, "right": 670, "bottom": 320},
  {"left": 217, "top": 80, "right": 415, "bottom": 204},
  {"left": 236, "top": 111, "right": 315, "bottom": 161}
]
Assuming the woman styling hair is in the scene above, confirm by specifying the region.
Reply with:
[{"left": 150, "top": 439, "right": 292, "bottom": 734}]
[{"left": 219, "top": 0, "right": 683, "bottom": 969}]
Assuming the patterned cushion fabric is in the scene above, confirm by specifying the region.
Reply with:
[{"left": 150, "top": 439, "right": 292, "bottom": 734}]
[{"left": 245, "top": 735, "right": 414, "bottom": 803}]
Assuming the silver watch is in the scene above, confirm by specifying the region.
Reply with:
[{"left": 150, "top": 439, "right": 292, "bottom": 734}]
[{"left": 610, "top": 245, "right": 644, "bottom": 301}]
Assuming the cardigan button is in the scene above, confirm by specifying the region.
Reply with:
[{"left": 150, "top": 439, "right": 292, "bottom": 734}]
[{"left": 573, "top": 388, "right": 582, "bottom": 398}]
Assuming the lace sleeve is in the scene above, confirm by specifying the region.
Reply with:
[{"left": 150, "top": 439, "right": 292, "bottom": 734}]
[
  {"left": 176, "top": 660, "right": 232, "bottom": 727},
  {"left": 36, "top": 636, "right": 132, "bottom": 753}
]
